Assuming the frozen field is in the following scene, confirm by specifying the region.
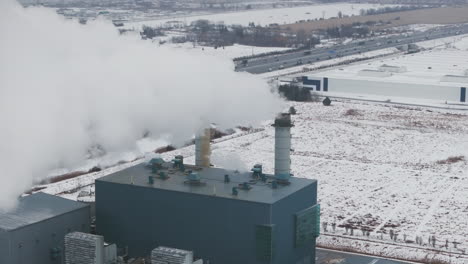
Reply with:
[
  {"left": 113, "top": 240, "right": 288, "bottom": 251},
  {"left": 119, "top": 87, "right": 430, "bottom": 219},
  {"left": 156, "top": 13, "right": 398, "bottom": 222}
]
[
  {"left": 39, "top": 99, "right": 468, "bottom": 262},
  {"left": 125, "top": 3, "right": 397, "bottom": 29}
]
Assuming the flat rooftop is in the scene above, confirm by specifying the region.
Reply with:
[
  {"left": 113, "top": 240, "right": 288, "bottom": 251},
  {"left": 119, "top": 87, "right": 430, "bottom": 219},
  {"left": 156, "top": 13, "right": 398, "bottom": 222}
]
[
  {"left": 0, "top": 192, "right": 89, "bottom": 231},
  {"left": 309, "top": 48, "right": 468, "bottom": 87},
  {"left": 97, "top": 161, "right": 316, "bottom": 204}
]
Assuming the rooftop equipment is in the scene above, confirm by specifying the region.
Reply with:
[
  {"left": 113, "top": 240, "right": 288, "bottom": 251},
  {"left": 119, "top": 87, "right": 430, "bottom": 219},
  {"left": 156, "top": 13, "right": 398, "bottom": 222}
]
[
  {"left": 195, "top": 128, "right": 211, "bottom": 167},
  {"left": 151, "top": 246, "right": 193, "bottom": 264},
  {"left": 251, "top": 164, "right": 263, "bottom": 177},
  {"left": 64, "top": 232, "right": 106, "bottom": 264},
  {"left": 172, "top": 155, "right": 185, "bottom": 171},
  {"left": 273, "top": 113, "right": 293, "bottom": 182},
  {"left": 185, "top": 172, "right": 205, "bottom": 186}
]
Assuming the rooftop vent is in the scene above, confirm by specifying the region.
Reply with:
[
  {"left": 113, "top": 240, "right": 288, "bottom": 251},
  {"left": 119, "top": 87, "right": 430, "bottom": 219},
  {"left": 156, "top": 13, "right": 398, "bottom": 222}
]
[
  {"left": 232, "top": 187, "right": 238, "bottom": 196},
  {"left": 251, "top": 164, "right": 263, "bottom": 177},
  {"left": 358, "top": 69, "right": 392, "bottom": 77},
  {"left": 172, "top": 155, "right": 185, "bottom": 171},
  {"left": 238, "top": 182, "right": 252, "bottom": 191},
  {"left": 379, "top": 64, "right": 407, "bottom": 73},
  {"left": 184, "top": 172, "right": 205, "bottom": 186},
  {"left": 147, "top": 158, "right": 165, "bottom": 173}
]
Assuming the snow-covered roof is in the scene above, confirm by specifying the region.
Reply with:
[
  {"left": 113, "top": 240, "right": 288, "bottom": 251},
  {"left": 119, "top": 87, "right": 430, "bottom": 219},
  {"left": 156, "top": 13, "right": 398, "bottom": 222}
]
[{"left": 310, "top": 48, "right": 468, "bottom": 87}]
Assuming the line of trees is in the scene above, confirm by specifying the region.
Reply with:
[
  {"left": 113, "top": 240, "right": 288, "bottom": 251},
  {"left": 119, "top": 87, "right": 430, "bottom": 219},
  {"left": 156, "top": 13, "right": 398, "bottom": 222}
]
[
  {"left": 185, "top": 20, "right": 320, "bottom": 48},
  {"left": 359, "top": 5, "right": 423, "bottom": 16}
]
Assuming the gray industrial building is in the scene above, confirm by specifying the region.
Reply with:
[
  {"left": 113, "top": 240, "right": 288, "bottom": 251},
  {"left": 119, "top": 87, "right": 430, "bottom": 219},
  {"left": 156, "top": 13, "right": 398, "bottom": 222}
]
[
  {"left": 0, "top": 192, "right": 91, "bottom": 264},
  {"left": 96, "top": 114, "right": 319, "bottom": 264}
]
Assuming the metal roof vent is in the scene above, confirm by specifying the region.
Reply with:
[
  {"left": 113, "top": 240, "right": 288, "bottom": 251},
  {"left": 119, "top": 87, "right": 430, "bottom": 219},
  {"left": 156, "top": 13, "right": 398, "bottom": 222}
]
[
  {"left": 147, "top": 158, "right": 165, "bottom": 173},
  {"left": 232, "top": 187, "right": 238, "bottom": 196},
  {"left": 251, "top": 164, "right": 267, "bottom": 182},
  {"left": 271, "top": 181, "right": 278, "bottom": 189},
  {"left": 238, "top": 182, "right": 252, "bottom": 191},
  {"left": 251, "top": 164, "right": 262, "bottom": 176},
  {"left": 184, "top": 172, "right": 205, "bottom": 186},
  {"left": 172, "top": 155, "right": 185, "bottom": 171}
]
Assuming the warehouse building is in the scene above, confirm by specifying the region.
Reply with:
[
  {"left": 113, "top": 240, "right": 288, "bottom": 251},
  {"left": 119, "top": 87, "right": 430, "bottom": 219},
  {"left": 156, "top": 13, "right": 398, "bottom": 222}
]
[
  {"left": 96, "top": 114, "right": 320, "bottom": 264},
  {"left": 0, "top": 192, "right": 90, "bottom": 264},
  {"left": 283, "top": 49, "right": 468, "bottom": 103}
]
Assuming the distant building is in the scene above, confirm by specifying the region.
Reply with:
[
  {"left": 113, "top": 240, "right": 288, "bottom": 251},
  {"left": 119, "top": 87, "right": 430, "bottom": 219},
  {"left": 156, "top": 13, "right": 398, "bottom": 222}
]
[
  {"left": 0, "top": 192, "right": 90, "bottom": 264},
  {"left": 293, "top": 50, "right": 468, "bottom": 103},
  {"left": 96, "top": 114, "right": 320, "bottom": 264}
]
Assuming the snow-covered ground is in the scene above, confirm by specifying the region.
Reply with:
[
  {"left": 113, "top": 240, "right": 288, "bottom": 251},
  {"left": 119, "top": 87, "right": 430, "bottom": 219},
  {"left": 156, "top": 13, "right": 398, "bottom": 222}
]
[
  {"left": 124, "top": 3, "right": 398, "bottom": 29},
  {"left": 46, "top": 137, "right": 169, "bottom": 178}
]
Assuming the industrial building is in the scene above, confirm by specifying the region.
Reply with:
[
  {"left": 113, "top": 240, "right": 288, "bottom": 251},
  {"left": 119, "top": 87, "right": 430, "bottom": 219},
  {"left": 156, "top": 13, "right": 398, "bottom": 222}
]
[
  {"left": 0, "top": 192, "right": 90, "bottom": 264},
  {"left": 283, "top": 49, "right": 468, "bottom": 103},
  {"left": 96, "top": 114, "right": 319, "bottom": 264}
]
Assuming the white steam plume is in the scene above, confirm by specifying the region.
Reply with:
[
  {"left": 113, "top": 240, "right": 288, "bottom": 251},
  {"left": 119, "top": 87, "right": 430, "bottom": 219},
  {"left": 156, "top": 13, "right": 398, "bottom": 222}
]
[{"left": 0, "top": 0, "right": 284, "bottom": 209}]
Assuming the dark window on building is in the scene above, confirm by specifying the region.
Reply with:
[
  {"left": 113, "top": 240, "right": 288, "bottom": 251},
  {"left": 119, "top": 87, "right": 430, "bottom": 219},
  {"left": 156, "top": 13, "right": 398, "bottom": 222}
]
[
  {"left": 255, "top": 224, "right": 274, "bottom": 261},
  {"left": 461, "top": 87, "right": 466, "bottom": 103},
  {"left": 295, "top": 204, "right": 320, "bottom": 248}
]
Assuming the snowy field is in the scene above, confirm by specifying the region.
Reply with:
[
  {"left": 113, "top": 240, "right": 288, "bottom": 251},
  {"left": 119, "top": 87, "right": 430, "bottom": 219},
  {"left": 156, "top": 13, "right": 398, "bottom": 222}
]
[
  {"left": 38, "top": 99, "right": 468, "bottom": 263},
  {"left": 124, "top": 3, "right": 398, "bottom": 29}
]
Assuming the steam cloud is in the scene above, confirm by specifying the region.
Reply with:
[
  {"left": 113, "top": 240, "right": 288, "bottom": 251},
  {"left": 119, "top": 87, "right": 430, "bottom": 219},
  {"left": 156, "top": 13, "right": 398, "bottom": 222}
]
[{"left": 0, "top": 0, "right": 284, "bottom": 209}]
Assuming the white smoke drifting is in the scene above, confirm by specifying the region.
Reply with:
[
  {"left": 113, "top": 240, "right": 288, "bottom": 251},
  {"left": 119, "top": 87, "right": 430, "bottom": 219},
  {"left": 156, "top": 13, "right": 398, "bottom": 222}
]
[{"left": 0, "top": 0, "right": 284, "bottom": 209}]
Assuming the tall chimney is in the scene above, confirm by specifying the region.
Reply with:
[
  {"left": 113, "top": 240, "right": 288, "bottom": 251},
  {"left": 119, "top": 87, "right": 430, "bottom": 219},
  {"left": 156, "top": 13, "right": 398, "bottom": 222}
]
[
  {"left": 273, "top": 113, "right": 293, "bottom": 179},
  {"left": 195, "top": 128, "right": 211, "bottom": 167}
]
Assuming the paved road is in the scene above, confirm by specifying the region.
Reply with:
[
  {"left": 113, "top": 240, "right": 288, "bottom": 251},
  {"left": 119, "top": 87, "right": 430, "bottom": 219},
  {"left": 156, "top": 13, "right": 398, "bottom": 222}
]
[
  {"left": 236, "top": 24, "right": 468, "bottom": 74},
  {"left": 317, "top": 248, "right": 415, "bottom": 264}
]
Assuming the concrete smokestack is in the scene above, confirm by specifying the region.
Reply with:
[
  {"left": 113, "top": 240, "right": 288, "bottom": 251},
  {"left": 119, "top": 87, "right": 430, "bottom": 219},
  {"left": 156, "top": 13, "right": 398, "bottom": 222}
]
[
  {"left": 273, "top": 113, "right": 293, "bottom": 179},
  {"left": 195, "top": 128, "right": 211, "bottom": 167}
]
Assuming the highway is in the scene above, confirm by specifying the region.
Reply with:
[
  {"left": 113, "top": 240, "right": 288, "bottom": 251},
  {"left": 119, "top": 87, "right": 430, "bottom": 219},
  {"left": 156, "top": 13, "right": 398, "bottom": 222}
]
[
  {"left": 235, "top": 24, "right": 468, "bottom": 74},
  {"left": 316, "top": 248, "right": 416, "bottom": 264}
]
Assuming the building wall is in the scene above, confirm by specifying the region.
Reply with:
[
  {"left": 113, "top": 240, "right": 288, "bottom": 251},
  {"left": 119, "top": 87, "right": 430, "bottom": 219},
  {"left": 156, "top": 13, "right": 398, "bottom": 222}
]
[
  {"left": 96, "top": 181, "right": 272, "bottom": 264},
  {"left": 272, "top": 181, "right": 318, "bottom": 264},
  {"left": 0, "top": 230, "right": 11, "bottom": 264},
  {"left": 0, "top": 207, "right": 90, "bottom": 264},
  {"left": 302, "top": 76, "right": 465, "bottom": 103},
  {"left": 96, "top": 180, "right": 318, "bottom": 264}
]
